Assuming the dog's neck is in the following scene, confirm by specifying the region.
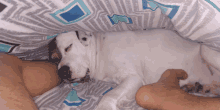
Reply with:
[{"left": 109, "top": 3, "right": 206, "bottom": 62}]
[
  {"left": 81, "top": 32, "right": 105, "bottom": 79},
  {"left": 85, "top": 33, "right": 99, "bottom": 78}
]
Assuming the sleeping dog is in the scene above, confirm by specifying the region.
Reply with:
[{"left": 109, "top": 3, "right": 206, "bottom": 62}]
[
  {"left": 52, "top": 29, "right": 220, "bottom": 110},
  {"left": 48, "top": 31, "right": 91, "bottom": 83}
]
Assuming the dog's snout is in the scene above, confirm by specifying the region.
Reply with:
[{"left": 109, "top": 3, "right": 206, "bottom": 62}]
[{"left": 58, "top": 65, "right": 71, "bottom": 80}]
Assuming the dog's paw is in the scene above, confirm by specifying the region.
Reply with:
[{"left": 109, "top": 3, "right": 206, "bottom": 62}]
[
  {"left": 95, "top": 105, "right": 116, "bottom": 110},
  {"left": 95, "top": 104, "right": 119, "bottom": 110},
  {"left": 95, "top": 98, "right": 119, "bottom": 110},
  {"left": 180, "top": 82, "right": 203, "bottom": 93}
]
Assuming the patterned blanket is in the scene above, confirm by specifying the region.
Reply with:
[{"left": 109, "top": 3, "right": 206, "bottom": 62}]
[
  {"left": 2, "top": 0, "right": 220, "bottom": 110},
  {"left": 33, "top": 80, "right": 144, "bottom": 110}
]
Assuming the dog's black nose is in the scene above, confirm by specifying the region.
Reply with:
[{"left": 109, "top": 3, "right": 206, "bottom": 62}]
[{"left": 58, "top": 65, "right": 71, "bottom": 81}]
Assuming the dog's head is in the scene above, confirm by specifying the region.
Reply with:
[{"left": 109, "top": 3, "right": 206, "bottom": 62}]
[{"left": 49, "top": 31, "right": 92, "bottom": 83}]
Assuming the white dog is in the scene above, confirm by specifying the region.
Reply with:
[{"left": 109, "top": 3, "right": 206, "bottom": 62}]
[{"left": 56, "top": 29, "right": 220, "bottom": 110}]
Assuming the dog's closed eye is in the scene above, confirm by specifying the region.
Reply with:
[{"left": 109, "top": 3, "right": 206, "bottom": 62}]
[{"left": 65, "top": 44, "right": 72, "bottom": 52}]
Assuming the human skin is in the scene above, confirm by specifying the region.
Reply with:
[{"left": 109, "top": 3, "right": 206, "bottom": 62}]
[
  {"left": 0, "top": 53, "right": 60, "bottom": 110},
  {"left": 136, "top": 69, "right": 220, "bottom": 110}
]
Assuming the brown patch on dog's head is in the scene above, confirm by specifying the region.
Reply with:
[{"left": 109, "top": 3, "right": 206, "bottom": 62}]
[{"left": 48, "top": 37, "right": 62, "bottom": 65}]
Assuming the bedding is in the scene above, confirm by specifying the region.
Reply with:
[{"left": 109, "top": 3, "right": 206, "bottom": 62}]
[
  {"left": 32, "top": 80, "right": 119, "bottom": 110},
  {"left": 32, "top": 80, "right": 144, "bottom": 110},
  {"left": 1, "top": 0, "right": 220, "bottom": 110}
]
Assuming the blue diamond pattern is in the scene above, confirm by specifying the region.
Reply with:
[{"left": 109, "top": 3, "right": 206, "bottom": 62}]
[
  {"left": 50, "top": 0, "right": 91, "bottom": 24},
  {"left": 108, "top": 14, "right": 133, "bottom": 25},
  {"left": 142, "top": 0, "right": 179, "bottom": 19},
  {"left": 60, "top": 5, "right": 85, "bottom": 22},
  {"left": 0, "top": 40, "right": 19, "bottom": 53},
  {"left": 64, "top": 88, "right": 85, "bottom": 106}
]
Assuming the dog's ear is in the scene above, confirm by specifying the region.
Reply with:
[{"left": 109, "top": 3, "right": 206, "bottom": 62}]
[
  {"left": 48, "top": 37, "right": 62, "bottom": 65},
  {"left": 77, "top": 31, "right": 92, "bottom": 47}
]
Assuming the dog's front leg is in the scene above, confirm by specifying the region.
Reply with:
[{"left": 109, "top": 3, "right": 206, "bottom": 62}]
[{"left": 95, "top": 75, "right": 143, "bottom": 110}]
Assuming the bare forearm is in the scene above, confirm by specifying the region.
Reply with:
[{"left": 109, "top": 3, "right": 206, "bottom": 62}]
[
  {"left": 136, "top": 69, "right": 220, "bottom": 110},
  {"left": 194, "top": 97, "right": 220, "bottom": 110},
  {"left": 163, "top": 95, "right": 220, "bottom": 110}
]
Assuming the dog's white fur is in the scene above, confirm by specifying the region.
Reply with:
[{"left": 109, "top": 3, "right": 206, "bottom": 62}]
[{"left": 56, "top": 29, "right": 220, "bottom": 110}]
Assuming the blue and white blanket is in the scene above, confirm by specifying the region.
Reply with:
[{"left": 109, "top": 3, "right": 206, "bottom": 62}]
[
  {"left": 2, "top": 0, "right": 220, "bottom": 110},
  {"left": 33, "top": 80, "right": 144, "bottom": 110}
]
